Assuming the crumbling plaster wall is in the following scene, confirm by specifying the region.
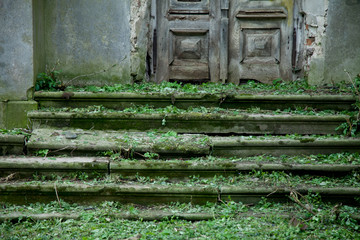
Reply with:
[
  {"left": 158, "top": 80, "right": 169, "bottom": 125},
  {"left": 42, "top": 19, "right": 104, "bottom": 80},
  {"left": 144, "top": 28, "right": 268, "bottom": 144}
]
[
  {"left": 301, "top": 0, "right": 360, "bottom": 85},
  {"left": 299, "top": 0, "right": 329, "bottom": 85},
  {"left": 130, "top": 0, "right": 152, "bottom": 82}
]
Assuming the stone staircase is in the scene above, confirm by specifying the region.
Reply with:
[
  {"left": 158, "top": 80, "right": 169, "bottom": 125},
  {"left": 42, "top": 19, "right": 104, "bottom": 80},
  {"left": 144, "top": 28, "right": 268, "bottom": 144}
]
[{"left": 1, "top": 89, "right": 360, "bottom": 207}]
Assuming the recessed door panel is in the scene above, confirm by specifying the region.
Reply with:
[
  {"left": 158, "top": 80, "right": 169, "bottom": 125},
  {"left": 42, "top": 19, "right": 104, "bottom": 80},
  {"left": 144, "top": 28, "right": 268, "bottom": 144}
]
[
  {"left": 229, "top": 0, "right": 294, "bottom": 84},
  {"left": 156, "top": 0, "right": 222, "bottom": 82}
]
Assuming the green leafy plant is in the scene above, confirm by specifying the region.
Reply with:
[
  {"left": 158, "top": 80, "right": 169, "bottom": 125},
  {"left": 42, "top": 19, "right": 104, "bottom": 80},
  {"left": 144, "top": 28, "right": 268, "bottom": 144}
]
[
  {"left": 144, "top": 152, "right": 159, "bottom": 160},
  {"left": 35, "top": 62, "right": 64, "bottom": 91},
  {"left": 34, "top": 149, "right": 49, "bottom": 157}
]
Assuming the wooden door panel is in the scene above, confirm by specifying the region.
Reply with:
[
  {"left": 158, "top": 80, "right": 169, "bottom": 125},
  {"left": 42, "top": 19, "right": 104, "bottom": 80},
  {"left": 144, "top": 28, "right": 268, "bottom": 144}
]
[
  {"left": 229, "top": 0, "right": 294, "bottom": 84},
  {"left": 156, "top": 0, "right": 221, "bottom": 82}
]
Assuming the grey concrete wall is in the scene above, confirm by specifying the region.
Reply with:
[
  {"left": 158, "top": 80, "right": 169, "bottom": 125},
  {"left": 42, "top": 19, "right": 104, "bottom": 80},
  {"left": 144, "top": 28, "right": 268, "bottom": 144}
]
[
  {"left": 324, "top": 0, "right": 360, "bottom": 84},
  {"left": 0, "top": 0, "right": 34, "bottom": 101},
  {"left": 43, "top": 0, "right": 132, "bottom": 86}
]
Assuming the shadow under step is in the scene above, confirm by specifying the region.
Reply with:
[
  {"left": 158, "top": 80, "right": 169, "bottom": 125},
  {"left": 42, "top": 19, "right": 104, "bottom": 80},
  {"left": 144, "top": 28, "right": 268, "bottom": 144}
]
[
  {"left": 29, "top": 111, "right": 348, "bottom": 135},
  {"left": 26, "top": 129, "right": 360, "bottom": 158},
  {"left": 34, "top": 92, "right": 356, "bottom": 111},
  {"left": 1, "top": 182, "right": 359, "bottom": 205}
]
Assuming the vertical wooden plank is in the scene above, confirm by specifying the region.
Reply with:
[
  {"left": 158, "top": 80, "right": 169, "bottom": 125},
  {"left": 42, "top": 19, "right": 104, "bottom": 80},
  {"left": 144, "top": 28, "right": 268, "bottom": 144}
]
[
  {"left": 220, "top": 0, "right": 229, "bottom": 83},
  {"left": 156, "top": 1, "right": 170, "bottom": 82},
  {"left": 209, "top": 0, "right": 221, "bottom": 82}
]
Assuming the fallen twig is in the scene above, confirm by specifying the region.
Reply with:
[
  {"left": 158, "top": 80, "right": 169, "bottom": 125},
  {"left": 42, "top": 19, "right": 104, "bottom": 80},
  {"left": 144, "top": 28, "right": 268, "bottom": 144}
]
[
  {"left": 289, "top": 190, "right": 316, "bottom": 216},
  {"left": 54, "top": 182, "right": 62, "bottom": 208},
  {"left": 0, "top": 173, "right": 17, "bottom": 182}
]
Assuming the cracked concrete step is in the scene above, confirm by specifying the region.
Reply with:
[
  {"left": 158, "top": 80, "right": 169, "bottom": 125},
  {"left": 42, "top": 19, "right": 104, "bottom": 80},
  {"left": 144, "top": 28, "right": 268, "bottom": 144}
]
[
  {"left": 1, "top": 157, "right": 359, "bottom": 179},
  {"left": 29, "top": 111, "right": 348, "bottom": 135},
  {"left": 26, "top": 129, "right": 360, "bottom": 158},
  {"left": 34, "top": 92, "right": 356, "bottom": 111},
  {"left": 0, "top": 182, "right": 359, "bottom": 205}
]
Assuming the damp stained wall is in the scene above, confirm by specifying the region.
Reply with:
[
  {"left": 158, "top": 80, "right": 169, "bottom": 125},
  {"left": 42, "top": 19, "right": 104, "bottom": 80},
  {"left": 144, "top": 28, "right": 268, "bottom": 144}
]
[
  {"left": 42, "top": 0, "right": 132, "bottom": 86},
  {"left": 0, "top": 0, "right": 34, "bottom": 101}
]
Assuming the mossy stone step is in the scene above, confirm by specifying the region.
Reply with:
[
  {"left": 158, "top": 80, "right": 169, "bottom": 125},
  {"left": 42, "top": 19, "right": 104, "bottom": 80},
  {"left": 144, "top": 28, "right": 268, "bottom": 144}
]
[
  {"left": 34, "top": 92, "right": 356, "bottom": 111},
  {"left": 29, "top": 111, "right": 347, "bottom": 135},
  {"left": 0, "top": 157, "right": 109, "bottom": 179},
  {"left": 1, "top": 157, "right": 358, "bottom": 180},
  {"left": 211, "top": 136, "right": 360, "bottom": 157},
  {"left": 26, "top": 129, "right": 360, "bottom": 158},
  {"left": 26, "top": 129, "right": 210, "bottom": 158},
  {"left": 1, "top": 182, "right": 359, "bottom": 205},
  {"left": 0, "top": 134, "right": 25, "bottom": 156}
]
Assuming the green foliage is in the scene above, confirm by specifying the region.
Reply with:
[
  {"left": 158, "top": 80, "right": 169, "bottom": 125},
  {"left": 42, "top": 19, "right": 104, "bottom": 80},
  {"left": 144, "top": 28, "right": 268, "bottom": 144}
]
[
  {"left": 35, "top": 71, "right": 62, "bottom": 91},
  {"left": 34, "top": 149, "right": 49, "bottom": 157},
  {"left": 1, "top": 200, "right": 359, "bottom": 239},
  {"left": 63, "top": 78, "right": 345, "bottom": 95},
  {"left": 35, "top": 62, "right": 63, "bottom": 91},
  {"left": 0, "top": 128, "right": 31, "bottom": 139},
  {"left": 337, "top": 73, "right": 360, "bottom": 137},
  {"left": 144, "top": 152, "right": 159, "bottom": 160}
]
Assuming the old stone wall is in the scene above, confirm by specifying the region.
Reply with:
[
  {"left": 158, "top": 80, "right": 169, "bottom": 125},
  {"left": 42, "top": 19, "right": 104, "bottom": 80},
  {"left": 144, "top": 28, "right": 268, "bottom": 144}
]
[
  {"left": 0, "top": 0, "right": 37, "bottom": 129},
  {"left": 324, "top": 0, "right": 360, "bottom": 84}
]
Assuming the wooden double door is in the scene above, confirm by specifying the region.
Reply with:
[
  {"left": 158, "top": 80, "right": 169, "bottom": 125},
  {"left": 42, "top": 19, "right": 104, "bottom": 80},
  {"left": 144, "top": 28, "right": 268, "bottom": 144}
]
[{"left": 156, "top": 0, "right": 295, "bottom": 84}]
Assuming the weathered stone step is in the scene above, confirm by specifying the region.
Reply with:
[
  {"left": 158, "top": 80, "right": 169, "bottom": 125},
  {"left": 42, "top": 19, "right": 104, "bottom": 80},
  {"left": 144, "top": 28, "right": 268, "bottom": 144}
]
[
  {"left": 0, "top": 134, "right": 25, "bottom": 155},
  {"left": 27, "top": 129, "right": 211, "bottom": 158},
  {"left": 26, "top": 129, "right": 360, "bottom": 158},
  {"left": 1, "top": 157, "right": 358, "bottom": 179},
  {"left": 0, "top": 157, "right": 109, "bottom": 179},
  {"left": 29, "top": 111, "right": 347, "bottom": 135},
  {"left": 35, "top": 92, "right": 356, "bottom": 111},
  {"left": 1, "top": 182, "right": 359, "bottom": 205},
  {"left": 211, "top": 136, "right": 360, "bottom": 157}
]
